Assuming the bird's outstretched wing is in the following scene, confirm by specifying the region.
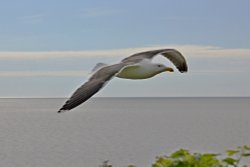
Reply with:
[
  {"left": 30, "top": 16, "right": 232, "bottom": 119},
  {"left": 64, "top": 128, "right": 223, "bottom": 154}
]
[
  {"left": 122, "top": 49, "right": 188, "bottom": 73},
  {"left": 58, "top": 63, "right": 128, "bottom": 113}
]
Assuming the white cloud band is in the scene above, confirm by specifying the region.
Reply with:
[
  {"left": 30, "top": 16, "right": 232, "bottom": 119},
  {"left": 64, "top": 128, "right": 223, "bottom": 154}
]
[
  {"left": 0, "top": 45, "right": 249, "bottom": 59},
  {"left": 0, "top": 70, "right": 89, "bottom": 77},
  {"left": 1, "top": 44, "right": 249, "bottom": 77}
]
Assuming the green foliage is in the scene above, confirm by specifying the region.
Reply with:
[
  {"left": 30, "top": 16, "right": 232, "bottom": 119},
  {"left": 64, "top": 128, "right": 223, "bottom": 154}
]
[
  {"left": 99, "top": 146, "right": 250, "bottom": 167},
  {"left": 152, "top": 151, "right": 221, "bottom": 167},
  {"left": 227, "top": 150, "right": 240, "bottom": 156}
]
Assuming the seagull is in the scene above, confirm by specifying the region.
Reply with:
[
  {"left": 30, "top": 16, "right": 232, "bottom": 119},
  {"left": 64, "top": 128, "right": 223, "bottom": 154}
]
[{"left": 58, "top": 49, "right": 188, "bottom": 113}]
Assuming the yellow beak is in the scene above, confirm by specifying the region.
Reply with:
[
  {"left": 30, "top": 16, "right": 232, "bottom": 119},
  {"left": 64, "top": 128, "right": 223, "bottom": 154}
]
[{"left": 165, "top": 67, "right": 174, "bottom": 72}]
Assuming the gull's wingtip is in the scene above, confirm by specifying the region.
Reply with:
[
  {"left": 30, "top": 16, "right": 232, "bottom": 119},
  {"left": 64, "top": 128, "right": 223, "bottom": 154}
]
[
  {"left": 179, "top": 62, "right": 188, "bottom": 73},
  {"left": 57, "top": 109, "right": 68, "bottom": 113},
  {"left": 180, "top": 68, "right": 188, "bottom": 73}
]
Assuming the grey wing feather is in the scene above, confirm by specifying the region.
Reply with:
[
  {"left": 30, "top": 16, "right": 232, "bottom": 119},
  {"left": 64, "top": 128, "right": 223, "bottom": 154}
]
[
  {"left": 160, "top": 49, "right": 188, "bottom": 73},
  {"left": 58, "top": 63, "right": 128, "bottom": 113},
  {"left": 58, "top": 79, "right": 104, "bottom": 113},
  {"left": 122, "top": 49, "right": 188, "bottom": 73},
  {"left": 91, "top": 63, "right": 108, "bottom": 72}
]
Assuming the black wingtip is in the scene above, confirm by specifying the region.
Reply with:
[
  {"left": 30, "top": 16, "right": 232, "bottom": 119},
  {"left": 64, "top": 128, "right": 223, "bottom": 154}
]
[
  {"left": 178, "top": 68, "right": 188, "bottom": 73},
  {"left": 57, "top": 109, "right": 68, "bottom": 113},
  {"left": 179, "top": 62, "right": 188, "bottom": 73},
  {"left": 180, "top": 68, "right": 188, "bottom": 73}
]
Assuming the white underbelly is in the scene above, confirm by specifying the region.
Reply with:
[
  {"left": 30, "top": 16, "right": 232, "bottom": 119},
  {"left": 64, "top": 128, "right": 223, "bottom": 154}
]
[{"left": 116, "top": 66, "right": 156, "bottom": 79}]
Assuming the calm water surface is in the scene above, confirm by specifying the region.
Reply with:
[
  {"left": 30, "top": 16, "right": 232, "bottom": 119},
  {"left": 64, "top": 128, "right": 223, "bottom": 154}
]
[{"left": 0, "top": 97, "right": 249, "bottom": 167}]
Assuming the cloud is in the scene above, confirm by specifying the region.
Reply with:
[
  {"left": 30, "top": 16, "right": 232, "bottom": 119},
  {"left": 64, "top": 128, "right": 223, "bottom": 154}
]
[
  {"left": 177, "top": 45, "right": 250, "bottom": 58},
  {"left": 0, "top": 45, "right": 249, "bottom": 59},
  {"left": 190, "top": 70, "right": 244, "bottom": 75},
  {"left": 0, "top": 70, "right": 89, "bottom": 77}
]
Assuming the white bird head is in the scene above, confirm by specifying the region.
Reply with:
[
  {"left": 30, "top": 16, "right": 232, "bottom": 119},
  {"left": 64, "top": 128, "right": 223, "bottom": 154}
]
[{"left": 153, "top": 63, "right": 174, "bottom": 73}]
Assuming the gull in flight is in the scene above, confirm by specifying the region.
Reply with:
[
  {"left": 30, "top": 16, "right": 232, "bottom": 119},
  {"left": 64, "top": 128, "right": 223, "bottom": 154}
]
[{"left": 58, "top": 49, "right": 188, "bottom": 113}]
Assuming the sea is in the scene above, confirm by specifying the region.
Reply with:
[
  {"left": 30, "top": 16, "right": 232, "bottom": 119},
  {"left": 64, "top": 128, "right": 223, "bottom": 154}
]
[{"left": 0, "top": 97, "right": 249, "bottom": 167}]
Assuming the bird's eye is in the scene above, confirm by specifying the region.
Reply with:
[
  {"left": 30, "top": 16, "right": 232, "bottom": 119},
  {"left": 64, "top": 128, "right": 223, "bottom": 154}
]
[{"left": 157, "top": 65, "right": 162, "bottom": 67}]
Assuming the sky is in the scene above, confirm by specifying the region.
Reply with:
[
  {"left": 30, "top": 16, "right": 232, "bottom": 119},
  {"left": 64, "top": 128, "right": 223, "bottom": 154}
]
[{"left": 0, "top": 0, "right": 250, "bottom": 97}]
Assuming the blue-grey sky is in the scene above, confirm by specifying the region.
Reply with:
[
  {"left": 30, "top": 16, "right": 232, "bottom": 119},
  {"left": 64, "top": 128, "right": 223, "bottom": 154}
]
[{"left": 0, "top": 0, "right": 250, "bottom": 97}]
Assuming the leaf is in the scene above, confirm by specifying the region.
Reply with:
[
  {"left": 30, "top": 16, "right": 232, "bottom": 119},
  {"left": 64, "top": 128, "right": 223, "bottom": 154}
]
[
  {"left": 242, "top": 153, "right": 250, "bottom": 157},
  {"left": 203, "top": 153, "right": 220, "bottom": 157},
  {"left": 199, "top": 154, "right": 220, "bottom": 166},
  {"left": 170, "top": 149, "right": 189, "bottom": 158},
  {"left": 153, "top": 156, "right": 173, "bottom": 167},
  {"left": 223, "top": 158, "right": 237, "bottom": 165},
  {"left": 227, "top": 150, "right": 240, "bottom": 156},
  {"left": 243, "top": 145, "right": 250, "bottom": 151}
]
